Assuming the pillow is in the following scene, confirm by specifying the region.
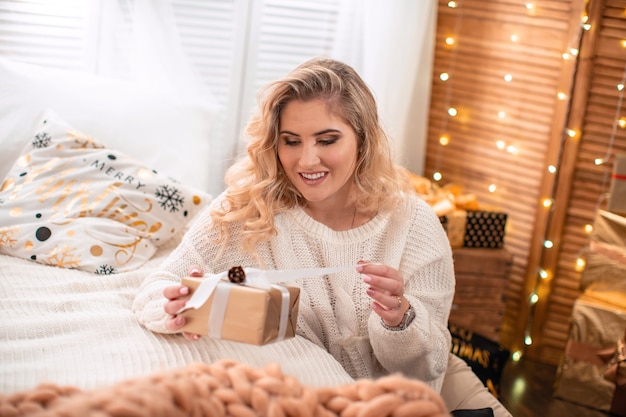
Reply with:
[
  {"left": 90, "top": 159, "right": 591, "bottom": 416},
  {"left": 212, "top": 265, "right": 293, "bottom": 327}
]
[
  {"left": 448, "top": 324, "right": 510, "bottom": 398},
  {"left": 0, "top": 57, "right": 221, "bottom": 194},
  {"left": 0, "top": 110, "right": 211, "bottom": 274}
]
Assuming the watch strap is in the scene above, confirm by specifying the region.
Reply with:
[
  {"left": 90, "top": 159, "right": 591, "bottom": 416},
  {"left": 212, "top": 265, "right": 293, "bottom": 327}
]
[{"left": 381, "top": 303, "right": 415, "bottom": 331}]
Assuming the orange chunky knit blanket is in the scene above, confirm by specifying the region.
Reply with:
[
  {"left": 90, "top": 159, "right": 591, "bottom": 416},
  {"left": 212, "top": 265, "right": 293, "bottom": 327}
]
[{"left": 0, "top": 360, "right": 450, "bottom": 417}]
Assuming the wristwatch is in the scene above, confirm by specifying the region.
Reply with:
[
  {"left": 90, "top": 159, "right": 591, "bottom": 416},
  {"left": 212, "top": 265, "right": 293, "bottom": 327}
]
[{"left": 381, "top": 304, "right": 416, "bottom": 331}]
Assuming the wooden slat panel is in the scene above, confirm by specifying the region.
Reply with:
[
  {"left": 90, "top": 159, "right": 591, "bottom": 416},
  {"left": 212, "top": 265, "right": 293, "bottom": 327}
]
[
  {"left": 426, "top": 0, "right": 587, "bottom": 354},
  {"left": 530, "top": 0, "right": 626, "bottom": 364}
]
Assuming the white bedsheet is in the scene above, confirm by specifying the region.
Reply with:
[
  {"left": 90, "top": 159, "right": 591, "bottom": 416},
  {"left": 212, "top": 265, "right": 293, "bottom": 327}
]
[{"left": 0, "top": 240, "right": 354, "bottom": 394}]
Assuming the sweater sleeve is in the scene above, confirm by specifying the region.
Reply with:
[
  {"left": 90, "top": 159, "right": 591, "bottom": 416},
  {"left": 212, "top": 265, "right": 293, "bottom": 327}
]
[
  {"left": 132, "top": 204, "right": 223, "bottom": 334},
  {"left": 367, "top": 197, "right": 455, "bottom": 393}
]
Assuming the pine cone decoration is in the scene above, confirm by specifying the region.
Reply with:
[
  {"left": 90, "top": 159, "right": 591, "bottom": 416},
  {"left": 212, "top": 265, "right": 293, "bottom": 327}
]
[{"left": 228, "top": 266, "right": 246, "bottom": 284}]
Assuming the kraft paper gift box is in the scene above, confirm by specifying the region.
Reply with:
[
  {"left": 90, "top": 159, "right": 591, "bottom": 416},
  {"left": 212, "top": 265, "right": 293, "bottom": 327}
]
[
  {"left": 580, "top": 210, "right": 626, "bottom": 304},
  {"left": 608, "top": 153, "right": 626, "bottom": 215},
  {"left": 180, "top": 276, "right": 300, "bottom": 346},
  {"left": 553, "top": 293, "right": 626, "bottom": 416}
]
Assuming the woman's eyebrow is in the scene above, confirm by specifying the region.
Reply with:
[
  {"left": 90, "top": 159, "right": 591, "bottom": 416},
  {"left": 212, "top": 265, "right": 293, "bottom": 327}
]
[
  {"left": 279, "top": 130, "right": 299, "bottom": 136},
  {"left": 278, "top": 128, "right": 341, "bottom": 136},
  {"left": 313, "top": 128, "right": 341, "bottom": 136}
]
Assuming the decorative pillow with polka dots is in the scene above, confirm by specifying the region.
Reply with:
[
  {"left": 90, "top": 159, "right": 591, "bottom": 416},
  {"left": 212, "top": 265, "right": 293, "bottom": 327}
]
[{"left": 0, "top": 110, "right": 211, "bottom": 274}]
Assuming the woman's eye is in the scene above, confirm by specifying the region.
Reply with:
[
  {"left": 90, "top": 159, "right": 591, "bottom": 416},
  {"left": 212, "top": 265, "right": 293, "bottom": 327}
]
[
  {"left": 282, "top": 138, "right": 300, "bottom": 146},
  {"left": 319, "top": 137, "right": 338, "bottom": 146}
]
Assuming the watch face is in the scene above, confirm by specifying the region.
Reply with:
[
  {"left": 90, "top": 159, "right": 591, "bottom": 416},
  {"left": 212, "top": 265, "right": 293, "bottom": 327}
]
[{"left": 403, "top": 307, "right": 416, "bottom": 328}]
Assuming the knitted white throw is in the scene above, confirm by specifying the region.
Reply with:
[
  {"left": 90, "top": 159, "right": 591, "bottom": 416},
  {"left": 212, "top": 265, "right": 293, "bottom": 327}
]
[{"left": 0, "top": 237, "right": 354, "bottom": 394}]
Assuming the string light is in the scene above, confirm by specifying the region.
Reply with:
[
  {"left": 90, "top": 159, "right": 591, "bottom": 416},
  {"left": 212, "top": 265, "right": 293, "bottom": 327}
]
[
  {"left": 430, "top": 0, "right": 621, "bottom": 362},
  {"left": 522, "top": 1, "right": 626, "bottom": 362},
  {"left": 433, "top": 0, "right": 464, "bottom": 183}
]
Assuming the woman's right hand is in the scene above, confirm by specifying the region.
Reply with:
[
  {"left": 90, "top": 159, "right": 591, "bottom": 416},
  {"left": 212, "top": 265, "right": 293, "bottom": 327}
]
[{"left": 164, "top": 265, "right": 204, "bottom": 341}]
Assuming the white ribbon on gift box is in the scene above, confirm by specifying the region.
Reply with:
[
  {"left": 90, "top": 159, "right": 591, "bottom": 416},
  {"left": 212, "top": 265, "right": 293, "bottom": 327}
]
[{"left": 178, "top": 265, "right": 362, "bottom": 341}]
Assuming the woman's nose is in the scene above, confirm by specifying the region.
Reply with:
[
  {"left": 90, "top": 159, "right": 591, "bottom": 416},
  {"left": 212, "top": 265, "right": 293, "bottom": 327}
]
[{"left": 299, "top": 143, "right": 320, "bottom": 167}]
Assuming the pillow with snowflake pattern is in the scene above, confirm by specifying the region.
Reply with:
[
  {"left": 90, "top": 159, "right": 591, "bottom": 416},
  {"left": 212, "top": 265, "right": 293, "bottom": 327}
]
[{"left": 0, "top": 110, "right": 211, "bottom": 274}]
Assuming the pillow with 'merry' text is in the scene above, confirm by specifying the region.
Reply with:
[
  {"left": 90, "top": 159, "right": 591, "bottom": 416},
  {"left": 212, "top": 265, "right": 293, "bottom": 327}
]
[{"left": 0, "top": 110, "right": 210, "bottom": 274}]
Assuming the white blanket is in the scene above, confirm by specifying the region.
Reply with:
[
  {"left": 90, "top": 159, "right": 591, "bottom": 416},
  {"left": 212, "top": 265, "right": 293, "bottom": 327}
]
[{"left": 0, "top": 240, "right": 354, "bottom": 394}]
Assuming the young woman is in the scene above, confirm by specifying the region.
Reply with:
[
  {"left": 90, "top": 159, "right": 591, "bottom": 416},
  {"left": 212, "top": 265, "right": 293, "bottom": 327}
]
[{"left": 133, "top": 57, "right": 455, "bottom": 393}]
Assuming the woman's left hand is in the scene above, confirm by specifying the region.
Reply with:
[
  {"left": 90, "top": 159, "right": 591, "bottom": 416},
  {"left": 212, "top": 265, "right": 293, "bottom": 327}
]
[{"left": 357, "top": 261, "right": 408, "bottom": 327}]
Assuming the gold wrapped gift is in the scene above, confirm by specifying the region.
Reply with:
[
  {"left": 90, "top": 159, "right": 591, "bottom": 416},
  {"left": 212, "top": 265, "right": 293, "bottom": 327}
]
[
  {"left": 608, "top": 153, "right": 626, "bottom": 215},
  {"left": 441, "top": 210, "right": 467, "bottom": 248},
  {"left": 180, "top": 276, "right": 300, "bottom": 346},
  {"left": 554, "top": 293, "right": 626, "bottom": 415},
  {"left": 409, "top": 173, "right": 506, "bottom": 249},
  {"left": 580, "top": 210, "right": 626, "bottom": 301}
]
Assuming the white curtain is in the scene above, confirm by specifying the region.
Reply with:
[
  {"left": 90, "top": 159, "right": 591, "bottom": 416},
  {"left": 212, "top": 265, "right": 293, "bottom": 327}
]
[
  {"left": 332, "top": 0, "right": 438, "bottom": 175},
  {"left": 94, "top": 0, "right": 215, "bottom": 105},
  {"left": 89, "top": 0, "right": 437, "bottom": 186}
]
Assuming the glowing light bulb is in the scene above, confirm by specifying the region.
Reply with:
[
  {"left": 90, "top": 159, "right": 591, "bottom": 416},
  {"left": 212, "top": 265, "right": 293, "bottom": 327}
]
[
  {"left": 524, "top": 335, "right": 533, "bottom": 346},
  {"left": 575, "top": 257, "right": 586, "bottom": 272},
  {"left": 498, "top": 111, "right": 506, "bottom": 119},
  {"left": 440, "top": 72, "right": 450, "bottom": 81},
  {"left": 529, "top": 293, "right": 539, "bottom": 304},
  {"left": 557, "top": 92, "right": 567, "bottom": 100},
  {"left": 445, "top": 37, "right": 455, "bottom": 46},
  {"left": 496, "top": 140, "right": 505, "bottom": 149},
  {"left": 562, "top": 53, "right": 571, "bottom": 60},
  {"left": 439, "top": 135, "right": 450, "bottom": 146},
  {"left": 544, "top": 240, "right": 554, "bottom": 249},
  {"left": 582, "top": 23, "right": 591, "bottom": 30},
  {"left": 539, "top": 269, "right": 549, "bottom": 279},
  {"left": 504, "top": 74, "right": 513, "bottom": 82},
  {"left": 621, "top": 40, "right": 626, "bottom": 48},
  {"left": 510, "top": 34, "right": 519, "bottom": 42},
  {"left": 548, "top": 165, "right": 557, "bottom": 174},
  {"left": 512, "top": 351, "right": 523, "bottom": 362},
  {"left": 584, "top": 224, "right": 593, "bottom": 234},
  {"left": 569, "top": 48, "right": 579, "bottom": 56},
  {"left": 525, "top": 3, "right": 534, "bottom": 10},
  {"left": 619, "top": 118, "right": 625, "bottom": 128},
  {"left": 506, "top": 145, "right": 518, "bottom": 154},
  {"left": 566, "top": 129, "right": 576, "bottom": 138},
  {"left": 618, "top": 84, "right": 625, "bottom": 91},
  {"left": 595, "top": 158, "right": 604, "bottom": 165},
  {"left": 448, "top": 1, "right": 457, "bottom": 8},
  {"left": 448, "top": 107, "right": 458, "bottom": 117},
  {"left": 542, "top": 198, "right": 553, "bottom": 208},
  {"left": 488, "top": 184, "right": 497, "bottom": 193},
  {"left": 433, "top": 171, "right": 442, "bottom": 182}
]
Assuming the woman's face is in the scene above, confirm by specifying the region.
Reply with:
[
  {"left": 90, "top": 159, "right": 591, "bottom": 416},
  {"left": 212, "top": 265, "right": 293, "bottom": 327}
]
[{"left": 277, "top": 98, "right": 358, "bottom": 208}]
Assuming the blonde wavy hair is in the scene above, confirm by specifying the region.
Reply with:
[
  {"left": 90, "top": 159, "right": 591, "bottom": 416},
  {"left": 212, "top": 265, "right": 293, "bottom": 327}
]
[{"left": 211, "top": 57, "right": 412, "bottom": 257}]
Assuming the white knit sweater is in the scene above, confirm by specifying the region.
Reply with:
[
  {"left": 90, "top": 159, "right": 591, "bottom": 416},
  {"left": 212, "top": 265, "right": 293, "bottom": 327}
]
[{"left": 132, "top": 192, "right": 455, "bottom": 392}]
